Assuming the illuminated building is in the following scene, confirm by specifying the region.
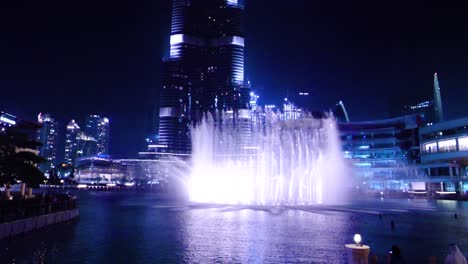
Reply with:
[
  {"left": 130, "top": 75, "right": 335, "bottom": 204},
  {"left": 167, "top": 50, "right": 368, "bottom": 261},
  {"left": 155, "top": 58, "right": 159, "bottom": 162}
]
[
  {"left": 75, "top": 156, "right": 170, "bottom": 188},
  {"left": 85, "top": 115, "right": 110, "bottom": 155},
  {"left": 419, "top": 117, "right": 468, "bottom": 176},
  {"left": 413, "top": 117, "right": 468, "bottom": 196},
  {"left": 0, "top": 112, "right": 40, "bottom": 158},
  {"left": 0, "top": 112, "right": 17, "bottom": 128},
  {"left": 339, "top": 115, "right": 423, "bottom": 191},
  {"left": 75, "top": 156, "right": 127, "bottom": 185},
  {"left": 157, "top": 0, "right": 250, "bottom": 155},
  {"left": 76, "top": 132, "right": 98, "bottom": 158},
  {"left": 401, "top": 100, "right": 435, "bottom": 125},
  {"left": 64, "top": 120, "right": 80, "bottom": 166},
  {"left": 36, "top": 113, "right": 58, "bottom": 173},
  {"left": 249, "top": 91, "right": 259, "bottom": 109},
  {"left": 282, "top": 98, "right": 302, "bottom": 120}
]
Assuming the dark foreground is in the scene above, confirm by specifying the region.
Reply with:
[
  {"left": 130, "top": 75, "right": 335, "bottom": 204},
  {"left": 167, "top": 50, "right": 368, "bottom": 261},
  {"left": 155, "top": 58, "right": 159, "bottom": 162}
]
[{"left": 0, "top": 191, "right": 467, "bottom": 263}]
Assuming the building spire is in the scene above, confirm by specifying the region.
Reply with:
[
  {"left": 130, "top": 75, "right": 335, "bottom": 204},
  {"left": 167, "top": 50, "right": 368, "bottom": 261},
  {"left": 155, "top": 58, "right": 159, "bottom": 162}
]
[{"left": 433, "top": 72, "right": 444, "bottom": 122}]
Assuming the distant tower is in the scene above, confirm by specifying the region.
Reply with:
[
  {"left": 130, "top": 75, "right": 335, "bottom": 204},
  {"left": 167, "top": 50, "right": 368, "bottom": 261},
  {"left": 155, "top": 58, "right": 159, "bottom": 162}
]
[
  {"left": 64, "top": 120, "right": 80, "bottom": 166},
  {"left": 433, "top": 72, "right": 444, "bottom": 122},
  {"left": 85, "top": 115, "right": 110, "bottom": 155},
  {"left": 37, "top": 113, "right": 58, "bottom": 173}
]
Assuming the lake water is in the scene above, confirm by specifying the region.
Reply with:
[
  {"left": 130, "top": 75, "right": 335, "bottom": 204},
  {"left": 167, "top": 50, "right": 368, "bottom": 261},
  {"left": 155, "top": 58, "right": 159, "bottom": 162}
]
[{"left": 1, "top": 191, "right": 468, "bottom": 263}]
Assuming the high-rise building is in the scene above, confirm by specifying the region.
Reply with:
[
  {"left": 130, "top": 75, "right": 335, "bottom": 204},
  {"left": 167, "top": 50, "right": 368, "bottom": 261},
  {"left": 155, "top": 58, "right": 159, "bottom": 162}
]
[
  {"left": 36, "top": 113, "right": 58, "bottom": 173},
  {"left": 85, "top": 115, "right": 109, "bottom": 155},
  {"left": 282, "top": 98, "right": 302, "bottom": 120},
  {"left": 64, "top": 120, "right": 80, "bottom": 166},
  {"left": 76, "top": 132, "right": 98, "bottom": 158},
  {"left": 157, "top": 0, "right": 250, "bottom": 154}
]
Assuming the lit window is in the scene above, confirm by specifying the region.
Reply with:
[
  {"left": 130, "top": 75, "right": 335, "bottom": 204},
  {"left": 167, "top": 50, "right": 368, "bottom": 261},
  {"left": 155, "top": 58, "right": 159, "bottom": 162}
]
[
  {"left": 438, "top": 139, "right": 456, "bottom": 153},
  {"left": 458, "top": 136, "right": 468, "bottom": 151},
  {"left": 424, "top": 142, "right": 437, "bottom": 153}
]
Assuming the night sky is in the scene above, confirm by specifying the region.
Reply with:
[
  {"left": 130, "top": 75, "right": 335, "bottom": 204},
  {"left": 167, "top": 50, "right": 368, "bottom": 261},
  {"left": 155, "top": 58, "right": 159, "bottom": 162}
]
[{"left": 1, "top": 0, "right": 467, "bottom": 160}]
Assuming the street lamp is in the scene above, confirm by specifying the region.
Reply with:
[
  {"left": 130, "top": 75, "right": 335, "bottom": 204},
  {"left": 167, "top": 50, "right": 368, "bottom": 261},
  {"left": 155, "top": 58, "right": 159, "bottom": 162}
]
[{"left": 353, "top": 234, "right": 362, "bottom": 246}]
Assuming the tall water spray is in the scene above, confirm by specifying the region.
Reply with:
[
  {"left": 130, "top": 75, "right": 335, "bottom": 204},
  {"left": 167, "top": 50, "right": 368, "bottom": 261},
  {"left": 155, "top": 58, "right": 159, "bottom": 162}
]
[{"left": 187, "top": 112, "right": 349, "bottom": 205}]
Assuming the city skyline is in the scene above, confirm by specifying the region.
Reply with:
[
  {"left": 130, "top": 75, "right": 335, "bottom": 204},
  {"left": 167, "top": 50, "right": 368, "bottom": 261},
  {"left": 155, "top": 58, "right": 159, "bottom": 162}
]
[{"left": 1, "top": 0, "right": 467, "bottom": 159}]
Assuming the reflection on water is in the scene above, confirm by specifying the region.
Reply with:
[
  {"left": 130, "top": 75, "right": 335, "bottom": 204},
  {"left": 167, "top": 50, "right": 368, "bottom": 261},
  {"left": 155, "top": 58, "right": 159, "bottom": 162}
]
[
  {"left": 437, "top": 199, "right": 459, "bottom": 210},
  {"left": 179, "top": 207, "right": 349, "bottom": 263},
  {"left": 0, "top": 192, "right": 468, "bottom": 263}
]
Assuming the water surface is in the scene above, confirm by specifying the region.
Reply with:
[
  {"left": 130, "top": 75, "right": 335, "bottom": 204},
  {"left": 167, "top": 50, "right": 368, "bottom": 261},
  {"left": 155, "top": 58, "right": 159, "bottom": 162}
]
[{"left": 1, "top": 191, "right": 467, "bottom": 263}]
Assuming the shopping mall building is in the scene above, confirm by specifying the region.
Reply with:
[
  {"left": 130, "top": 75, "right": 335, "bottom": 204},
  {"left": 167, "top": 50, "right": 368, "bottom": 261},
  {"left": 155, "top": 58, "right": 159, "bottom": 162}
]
[{"left": 339, "top": 115, "right": 468, "bottom": 197}]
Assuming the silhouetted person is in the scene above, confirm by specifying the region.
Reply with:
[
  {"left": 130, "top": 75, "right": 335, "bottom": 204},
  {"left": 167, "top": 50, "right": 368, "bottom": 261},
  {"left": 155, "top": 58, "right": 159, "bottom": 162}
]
[
  {"left": 445, "top": 244, "right": 467, "bottom": 264},
  {"left": 387, "top": 245, "right": 406, "bottom": 264},
  {"left": 391, "top": 220, "right": 395, "bottom": 230},
  {"left": 379, "top": 213, "right": 383, "bottom": 220},
  {"left": 454, "top": 213, "right": 458, "bottom": 219}
]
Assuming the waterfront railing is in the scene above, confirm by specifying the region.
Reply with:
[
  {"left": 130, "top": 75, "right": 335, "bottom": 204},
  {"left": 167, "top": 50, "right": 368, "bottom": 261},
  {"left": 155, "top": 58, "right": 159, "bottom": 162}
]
[{"left": 0, "top": 194, "right": 77, "bottom": 224}]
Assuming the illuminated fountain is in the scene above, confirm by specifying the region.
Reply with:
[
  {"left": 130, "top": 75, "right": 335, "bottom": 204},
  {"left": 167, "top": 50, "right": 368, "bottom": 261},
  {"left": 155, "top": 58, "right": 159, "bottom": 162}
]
[{"left": 186, "top": 111, "right": 350, "bottom": 205}]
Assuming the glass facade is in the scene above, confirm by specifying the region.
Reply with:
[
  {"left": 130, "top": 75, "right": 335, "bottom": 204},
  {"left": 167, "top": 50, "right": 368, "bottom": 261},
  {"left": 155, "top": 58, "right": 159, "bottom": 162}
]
[
  {"left": 65, "top": 116, "right": 110, "bottom": 166},
  {"left": 420, "top": 118, "right": 468, "bottom": 156},
  {"left": 37, "top": 113, "right": 58, "bottom": 173},
  {"left": 438, "top": 139, "right": 457, "bottom": 153},
  {"left": 85, "top": 115, "right": 110, "bottom": 155},
  {"left": 339, "top": 115, "right": 422, "bottom": 190},
  {"left": 459, "top": 136, "right": 468, "bottom": 151},
  {"left": 419, "top": 117, "right": 468, "bottom": 178},
  {"left": 157, "top": 0, "right": 251, "bottom": 155},
  {"left": 64, "top": 120, "right": 80, "bottom": 166}
]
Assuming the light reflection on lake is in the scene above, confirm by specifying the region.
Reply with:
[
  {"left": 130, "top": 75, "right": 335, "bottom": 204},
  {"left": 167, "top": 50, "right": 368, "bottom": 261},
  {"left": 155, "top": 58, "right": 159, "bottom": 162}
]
[{"left": 0, "top": 192, "right": 467, "bottom": 263}]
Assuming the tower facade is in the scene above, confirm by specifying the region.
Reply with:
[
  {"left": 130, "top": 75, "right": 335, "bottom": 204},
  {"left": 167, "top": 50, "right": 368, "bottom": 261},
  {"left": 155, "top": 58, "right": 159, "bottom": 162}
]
[
  {"left": 64, "top": 120, "right": 80, "bottom": 166},
  {"left": 157, "top": 0, "right": 250, "bottom": 154},
  {"left": 85, "top": 115, "right": 110, "bottom": 155},
  {"left": 37, "top": 113, "right": 58, "bottom": 173}
]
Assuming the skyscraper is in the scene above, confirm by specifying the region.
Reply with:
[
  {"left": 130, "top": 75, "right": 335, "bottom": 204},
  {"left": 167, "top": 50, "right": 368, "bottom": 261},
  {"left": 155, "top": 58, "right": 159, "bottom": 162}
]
[
  {"left": 76, "top": 132, "right": 98, "bottom": 158},
  {"left": 37, "top": 113, "right": 58, "bottom": 173},
  {"left": 85, "top": 115, "right": 110, "bottom": 155},
  {"left": 64, "top": 120, "right": 80, "bottom": 166},
  {"left": 157, "top": 0, "right": 250, "bottom": 154}
]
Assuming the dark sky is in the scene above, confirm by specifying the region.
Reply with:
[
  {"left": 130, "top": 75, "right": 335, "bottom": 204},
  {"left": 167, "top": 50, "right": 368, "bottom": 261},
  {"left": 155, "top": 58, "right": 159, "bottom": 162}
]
[{"left": 1, "top": 0, "right": 467, "bottom": 160}]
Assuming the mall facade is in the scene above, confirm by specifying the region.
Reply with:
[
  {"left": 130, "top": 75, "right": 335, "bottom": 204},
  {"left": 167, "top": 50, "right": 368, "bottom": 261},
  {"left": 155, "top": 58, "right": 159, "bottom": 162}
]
[
  {"left": 417, "top": 117, "right": 468, "bottom": 196},
  {"left": 339, "top": 114, "right": 425, "bottom": 192},
  {"left": 339, "top": 114, "right": 468, "bottom": 197}
]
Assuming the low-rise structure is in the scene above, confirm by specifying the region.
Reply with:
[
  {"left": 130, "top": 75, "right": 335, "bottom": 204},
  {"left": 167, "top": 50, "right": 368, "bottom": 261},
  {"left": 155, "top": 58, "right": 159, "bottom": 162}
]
[{"left": 418, "top": 117, "right": 468, "bottom": 196}]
